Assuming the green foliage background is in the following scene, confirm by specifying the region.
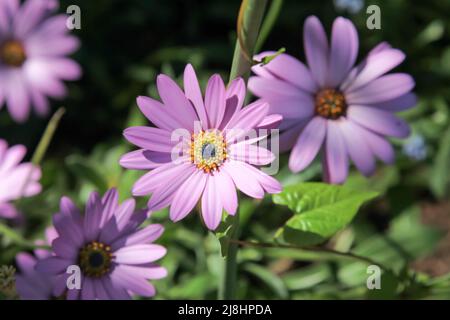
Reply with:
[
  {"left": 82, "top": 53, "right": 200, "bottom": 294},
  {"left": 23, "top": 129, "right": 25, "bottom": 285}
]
[{"left": 1, "top": 0, "right": 450, "bottom": 299}]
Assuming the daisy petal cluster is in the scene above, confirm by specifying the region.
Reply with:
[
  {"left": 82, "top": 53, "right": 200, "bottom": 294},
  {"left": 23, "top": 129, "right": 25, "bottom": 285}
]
[
  {"left": 0, "top": 139, "right": 41, "bottom": 220},
  {"left": 121, "top": 64, "right": 282, "bottom": 230},
  {"left": 249, "top": 16, "right": 416, "bottom": 183},
  {"left": 0, "top": 0, "right": 81, "bottom": 122},
  {"left": 35, "top": 189, "right": 167, "bottom": 300}
]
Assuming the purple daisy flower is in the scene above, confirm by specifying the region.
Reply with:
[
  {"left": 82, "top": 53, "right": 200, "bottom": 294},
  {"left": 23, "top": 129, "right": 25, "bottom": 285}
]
[
  {"left": 120, "top": 64, "right": 282, "bottom": 230},
  {"left": 36, "top": 189, "right": 167, "bottom": 300},
  {"left": 249, "top": 16, "right": 416, "bottom": 183},
  {"left": 15, "top": 227, "right": 58, "bottom": 300},
  {"left": 0, "top": 139, "right": 41, "bottom": 220},
  {"left": 0, "top": 0, "right": 81, "bottom": 122}
]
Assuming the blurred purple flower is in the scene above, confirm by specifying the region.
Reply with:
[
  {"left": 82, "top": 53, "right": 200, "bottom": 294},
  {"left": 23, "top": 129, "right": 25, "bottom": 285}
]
[
  {"left": 15, "top": 227, "right": 58, "bottom": 300},
  {"left": 403, "top": 134, "right": 427, "bottom": 161},
  {"left": 36, "top": 189, "right": 167, "bottom": 300},
  {"left": 0, "top": 0, "right": 81, "bottom": 122},
  {"left": 249, "top": 16, "right": 416, "bottom": 183},
  {"left": 0, "top": 139, "right": 41, "bottom": 220},
  {"left": 120, "top": 64, "right": 282, "bottom": 231}
]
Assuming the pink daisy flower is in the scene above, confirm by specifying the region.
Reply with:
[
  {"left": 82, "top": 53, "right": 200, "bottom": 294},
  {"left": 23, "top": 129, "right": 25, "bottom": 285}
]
[
  {"left": 120, "top": 64, "right": 282, "bottom": 230},
  {"left": 36, "top": 189, "right": 167, "bottom": 300},
  {"left": 249, "top": 16, "right": 416, "bottom": 183},
  {"left": 15, "top": 227, "right": 58, "bottom": 300},
  {"left": 0, "top": 139, "right": 41, "bottom": 220},
  {"left": 0, "top": 0, "right": 81, "bottom": 122}
]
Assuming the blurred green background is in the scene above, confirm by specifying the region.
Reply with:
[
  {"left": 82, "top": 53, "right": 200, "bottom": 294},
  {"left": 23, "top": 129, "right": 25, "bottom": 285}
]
[{"left": 1, "top": 0, "right": 450, "bottom": 299}]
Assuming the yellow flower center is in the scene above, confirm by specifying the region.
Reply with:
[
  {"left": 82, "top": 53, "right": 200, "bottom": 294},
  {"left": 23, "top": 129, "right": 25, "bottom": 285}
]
[
  {"left": 0, "top": 40, "right": 26, "bottom": 67},
  {"left": 190, "top": 130, "right": 227, "bottom": 173},
  {"left": 315, "top": 88, "right": 347, "bottom": 119},
  {"left": 78, "top": 241, "right": 113, "bottom": 278}
]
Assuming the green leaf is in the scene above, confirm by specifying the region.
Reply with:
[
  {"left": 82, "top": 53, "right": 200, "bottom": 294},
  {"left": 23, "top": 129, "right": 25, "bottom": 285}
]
[
  {"left": 273, "top": 182, "right": 379, "bottom": 246},
  {"left": 243, "top": 263, "right": 289, "bottom": 299},
  {"left": 215, "top": 214, "right": 238, "bottom": 258},
  {"left": 337, "top": 207, "right": 443, "bottom": 286},
  {"left": 65, "top": 155, "right": 108, "bottom": 192},
  {"left": 430, "top": 125, "right": 450, "bottom": 199}
]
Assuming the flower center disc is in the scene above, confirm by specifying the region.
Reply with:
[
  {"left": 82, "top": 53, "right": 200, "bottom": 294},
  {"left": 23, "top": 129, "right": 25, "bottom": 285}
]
[
  {"left": 78, "top": 241, "right": 113, "bottom": 277},
  {"left": 315, "top": 89, "right": 347, "bottom": 119},
  {"left": 190, "top": 130, "right": 227, "bottom": 173},
  {"left": 0, "top": 40, "right": 26, "bottom": 67}
]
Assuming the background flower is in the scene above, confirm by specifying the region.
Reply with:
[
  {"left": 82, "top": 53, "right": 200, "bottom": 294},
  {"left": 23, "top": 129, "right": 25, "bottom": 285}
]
[
  {"left": 36, "top": 189, "right": 167, "bottom": 300},
  {"left": 15, "top": 227, "right": 58, "bottom": 300},
  {"left": 0, "top": 139, "right": 41, "bottom": 220},
  {"left": 0, "top": 0, "right": 81, "bottom": 122},
  {"left": 121, "top": 64, "right": 282, "bottom": 230},
  {"left": 249, "top": 16, "right": 416, "bottom": 183}
]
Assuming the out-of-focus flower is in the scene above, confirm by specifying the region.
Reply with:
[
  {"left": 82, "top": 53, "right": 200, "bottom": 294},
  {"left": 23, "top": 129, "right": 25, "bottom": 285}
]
[
  {"left": 0, "top": 139, "right": 41, "bottom": 220},
  {"left": 249, "top": 16, "right": 416, "bottom": 183},
  {"left": 0, "top": 0, "right": 81, "bottom": 122},
  {"left": 15, "top": 227, "right": 58, "bottom": 300},
  {"left": 36, "top": 189, "right": 167, "bottom": 300},
  {"left": 403, "top": 134, "right": 427, "bottom": 161},
  {"left": 334, "top": 0, "right": 364, "bottom": 14},
  {"left": 120, "top": 64, "right": 282, "bottom": 230}
]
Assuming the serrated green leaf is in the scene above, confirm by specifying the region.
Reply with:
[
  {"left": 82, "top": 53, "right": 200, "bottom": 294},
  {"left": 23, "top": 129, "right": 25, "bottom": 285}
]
[{"left": 273, "top": 182, "right": 379, "bottom": 246}]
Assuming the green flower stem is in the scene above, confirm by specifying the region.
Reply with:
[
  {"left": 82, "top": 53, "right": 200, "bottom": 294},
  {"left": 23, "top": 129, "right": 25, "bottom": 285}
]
[
  {"left": 221, "top": 0, "right": 268, "bottom": 300},
  {"left": 228, "top": 0, "right": 268, "bottom": 82},
  {"left": 230, "top": 239, "right": 393, "bottom": 273},
  {"left": 254, "top": 0, "right": 283, "bottom": 53},
  {"left": 31, "top": 107, "right": 66, "bottom": 166},
  {"left": 220, "top": 213, "right": 240, "bottom": 300},
  {"left": 19, "top": 107, "right": 65, "bottom": 197}
]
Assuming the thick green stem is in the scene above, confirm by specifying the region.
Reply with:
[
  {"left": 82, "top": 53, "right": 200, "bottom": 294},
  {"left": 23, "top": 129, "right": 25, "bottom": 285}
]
[
  {"left": 228, "top": 0, "right": 268, "bottom": 82},
  {"left": 220, "top": 0, "right": 268, "bottom": 300},
  {"left": 221, "top": 214, "right": 240, "bottom": 300}
]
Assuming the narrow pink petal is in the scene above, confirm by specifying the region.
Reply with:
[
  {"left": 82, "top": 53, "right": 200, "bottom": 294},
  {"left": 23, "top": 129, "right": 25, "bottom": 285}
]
[
  {"left": 157, "top": 74, "right": 198, "bottom": 131},
  {"left": 132, "top": 162, "right": 191, "bottom": 196},
  {"left": 229, "top": 144, "right": 275, "bottom": 166},
  {"left": 120, "top": 149, "right": 167, "bottom": 170},
  {"left": 170, "top": 170, "right": 207, "bottom": 222},
  {"left": 339, "top": 120, "right": 376, "bottom": 176},
  {"left": 183, "top": 64, "right": 208, "bottom": 129},
  {"left": 146, "top": 166, "right": 196, "bottom": 211},
  {"left": 344, "top": 48, "right": 406, "bottom": 92},
  {"left": 345, "top": 73, "right": 415, "bottom": 105},
  {"left": 358, "top": 123, "right": 395, "bottom": 164},
  {"left": 256, "top": 53, "right": 317, "bottom": 93},
  {"left": 112, "top": 224, "right": 164, "bottom": 249},
  {"left": 214, "top": 170, "right": 238, "bottom": 216},
  {"left": 226, "top": 77, "right": 246, "bottom": 111},
  {"left": 204, "top": 74, "right": 226, "bottom": 128},
  {"left": 84, "top": 191, "right": 102, "bottom": 241},
  {"left": 35, "top": 257, "right": 70, "bottom": 274},
  {"left": 201, "top": 176, "right": 223, "bottom": 230},
  {"left": 110, "top": 267, "right": 156, "bottom": 297},
  {"left": 303, "top": 16, "right": 329, "bottom": 87},
  {"left": 123, "top": 126, "right": 175, "bottom": 153},
  {"left": 324, "top": 121, "right": 349, "bottom": 184},
  {"left": 114, "top": 244, "right": 166, "bottom": 264},
  {"left": 222, "top": 161, "right": 264, "bottom": 199},
  {"left": 347, "top": 106, "right": 411, "bottom": 138},
  {"left": 328, "top": 17, "right": 358, "bottom": 87},
  {"left": 136, "top": 96, "right": 186, "bottom": 131},
  {"left": 289, "top": 117, "right": 326, "bottom": 173},
  {"left": 368, "top": 93, "right": 417, "bottom": 112}
]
